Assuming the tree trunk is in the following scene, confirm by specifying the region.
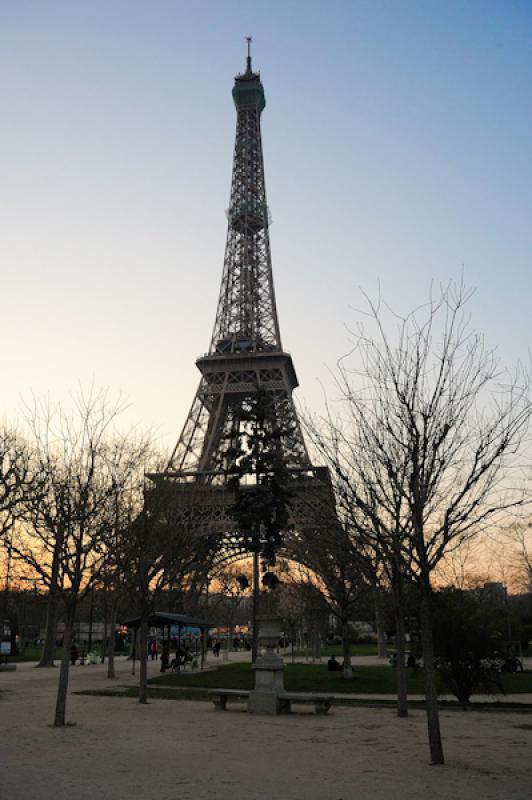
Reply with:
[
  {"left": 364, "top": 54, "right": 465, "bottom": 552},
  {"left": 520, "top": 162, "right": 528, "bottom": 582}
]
[
  {"left": 223, "top": 621, "right": 231, "bottom": 661},
  {"left": 107, "top": 602, "right": 117, "bottom": 679},
  {"left": 201, "top": 625, "right": 207, "bottom": 670},
  {"left": 419, "top": 578, "right": 444, "bottom": 765},
  {"left": 251, "top": 549, "right": 259, "bottom": 663},
  {"left": 87, "top": 589, "right": 94, "bottom": 652},
  {"left": 138, "top": 616, "right": 149, "bottom": 704},
  {"left": 201, "top": 578, "right": 208, "bottom": 670},
  {"left": 374, "top": 589, "right": 388, "bottom": 659},
  {"left": 342, "top": 619, "right": 352, "bottom": 678},
  {"left": 1, "top": 538, "right": 12, "bottom": 622},
  {"left": 393, "top": 594, "right": 409, "bottom": 718},
  {"left": 101, "top": 589, "right": 108, "bottom": 664},
  {"left": 312, "top": 629, "right": 321, "bottom": 661},
  {"left": 131, "top": 627, "right": 136, "bottom": 675},
  {"left": 38, "top": 585, "right": 58, "bottom": 667},
  {"left": 53, "top": 601, "right": 76, "bottom": 727}
]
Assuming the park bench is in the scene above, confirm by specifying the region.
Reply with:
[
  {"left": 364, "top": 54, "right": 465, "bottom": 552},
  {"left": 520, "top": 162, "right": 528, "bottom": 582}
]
[
  {"left": 278, "top": 692, "right": 333, "bottom": 714},
  {"left": 209, "top": 688, "right": 250, "bottom": 710},
  {"left": 208, "top": 689, "right": 333, "bottom": 714}
]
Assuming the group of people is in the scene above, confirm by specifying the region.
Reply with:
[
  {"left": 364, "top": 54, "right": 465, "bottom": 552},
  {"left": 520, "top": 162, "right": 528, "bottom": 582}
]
[
  {"left": 209, "top": 637, "right": 251, "bottom": 656},
  {"left": 231, "top": 636, "right": 251, "bottom": 651},
  {"left": 160, "top": 641, "right": 194, "bottom": 672},
  {"left": 70, "top": 644, "right": 99, "bottom": 665},
  {"left": 146, "top": 638, "right": 197, "bottom": 672}
]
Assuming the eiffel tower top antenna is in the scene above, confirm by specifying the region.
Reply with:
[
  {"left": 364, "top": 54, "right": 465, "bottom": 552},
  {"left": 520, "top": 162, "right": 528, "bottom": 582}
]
[{"left": 246, "top": 36, "right": 252, "bottom": 73}]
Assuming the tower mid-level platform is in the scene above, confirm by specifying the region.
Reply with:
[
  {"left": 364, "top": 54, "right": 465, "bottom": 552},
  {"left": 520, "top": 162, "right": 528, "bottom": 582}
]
[{"left": 196, "top": 350, "right": 299, "bottom": 398}]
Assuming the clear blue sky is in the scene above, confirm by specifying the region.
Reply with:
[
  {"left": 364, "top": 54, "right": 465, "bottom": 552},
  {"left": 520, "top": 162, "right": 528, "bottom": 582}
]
[{"left": 1, "top": 1, "right": 531, "bottom": 449}]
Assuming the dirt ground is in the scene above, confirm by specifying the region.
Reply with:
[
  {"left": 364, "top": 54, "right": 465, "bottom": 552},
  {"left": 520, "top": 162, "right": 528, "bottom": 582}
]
[{"left": 2, "top": 658, "right": 532, "bottom": 800}]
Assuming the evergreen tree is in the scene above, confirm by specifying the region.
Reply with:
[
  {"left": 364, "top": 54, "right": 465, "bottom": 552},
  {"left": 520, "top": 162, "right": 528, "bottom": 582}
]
[{"left": 228, "top": 389, "right": 293, "bottom": 567}]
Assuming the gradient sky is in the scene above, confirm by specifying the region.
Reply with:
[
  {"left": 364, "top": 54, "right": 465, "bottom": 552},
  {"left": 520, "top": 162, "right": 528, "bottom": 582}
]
[{"left": 1, "top": 1, "right": 531, "bottom": 450}]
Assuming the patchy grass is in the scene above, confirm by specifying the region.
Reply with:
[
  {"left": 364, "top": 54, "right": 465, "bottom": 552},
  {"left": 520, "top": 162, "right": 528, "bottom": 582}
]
[
  {"left": 7, "top": 646, "right": 63, "bottom": 663},
  {"left": 149, "top": 662, "right": 421, "bottom": 693},
  {"left": 149, "top": 661, "right": 532, "bottom": 696},
  {"left": 292, "top": 644, "right": 378, "bottom": 658},
  {"left": 497, "top": 671, "right": 532, "bottom": 693},
  {"left": 76, "top": 686, "right": 211, "bottom": 702}
]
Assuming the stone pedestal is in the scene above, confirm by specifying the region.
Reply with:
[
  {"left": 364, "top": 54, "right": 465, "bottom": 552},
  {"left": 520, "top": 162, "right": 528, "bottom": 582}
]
[{"left": 248, "top": 615, "right": 285, "bottom": 715}]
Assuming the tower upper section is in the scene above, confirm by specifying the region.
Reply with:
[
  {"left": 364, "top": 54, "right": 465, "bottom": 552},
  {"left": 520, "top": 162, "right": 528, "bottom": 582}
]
[
  {"left": 209, "top": 52, "right": 281, "bottom": 355},
  {"left": 232, "top": 58, "right": 266, "bottom": 113}
]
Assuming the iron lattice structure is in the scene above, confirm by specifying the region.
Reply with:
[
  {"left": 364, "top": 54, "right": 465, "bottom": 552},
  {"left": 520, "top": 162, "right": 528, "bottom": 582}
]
[
  {"left": 154, "top": 51, "right": 331, "bottom": 563},
  {"left": 168, "top": 53, "right": 310, "bottom": 479}
]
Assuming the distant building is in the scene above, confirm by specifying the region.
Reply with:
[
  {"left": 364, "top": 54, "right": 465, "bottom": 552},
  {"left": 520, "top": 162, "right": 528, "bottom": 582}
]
[
  {"left": 481, "top": 582, "right": 508, "bottom": 602},
  {"left": 50, "top": 622, "right": 109, "bottom": 644}
]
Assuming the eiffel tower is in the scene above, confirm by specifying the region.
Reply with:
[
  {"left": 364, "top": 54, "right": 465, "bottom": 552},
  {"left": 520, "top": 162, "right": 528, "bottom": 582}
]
[{"left": 154, "top": 44, "right": 329, "bottom": 559}]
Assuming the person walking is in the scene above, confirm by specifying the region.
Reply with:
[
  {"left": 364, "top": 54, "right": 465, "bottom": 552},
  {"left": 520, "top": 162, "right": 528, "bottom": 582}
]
[{"left": 149, "top": 639, "right": 157, "bottom": 661}]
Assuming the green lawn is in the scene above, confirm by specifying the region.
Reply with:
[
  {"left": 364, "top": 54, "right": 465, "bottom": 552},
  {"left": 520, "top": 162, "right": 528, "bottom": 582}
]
[
  {"left": 293, "top": 644, "right": 378, "bottom": 657},
  {"left": 7, "top": 646, "right": 64, "bottom": 663},
  {"left": 494, "top": 671, "right": 532, "bottom": 693},
  {"left": 150, "top": 663, "right": 423, "bottom": 693},
  {"left": 149, "top": 661, "right": 532, "bottom": 695},
  {"left": 8, "top": 644, "right": 125, "bottom": 663}
]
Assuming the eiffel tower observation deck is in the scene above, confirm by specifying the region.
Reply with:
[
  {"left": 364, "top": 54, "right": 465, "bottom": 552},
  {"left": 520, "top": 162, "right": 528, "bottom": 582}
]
[{"left": 150, "top": 46, "right": 333, "bottom": 561}]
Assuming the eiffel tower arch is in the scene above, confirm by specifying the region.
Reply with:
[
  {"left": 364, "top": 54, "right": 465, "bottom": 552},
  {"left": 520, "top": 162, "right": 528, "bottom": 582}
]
[{"left": 152, "top": 48, "right": 333, "bottom": 569}]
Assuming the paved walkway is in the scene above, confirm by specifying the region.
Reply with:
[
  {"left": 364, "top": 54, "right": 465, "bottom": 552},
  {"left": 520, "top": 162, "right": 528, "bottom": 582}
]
[{"left": 0, "top": 655, "right": 164, "bottom": 694}]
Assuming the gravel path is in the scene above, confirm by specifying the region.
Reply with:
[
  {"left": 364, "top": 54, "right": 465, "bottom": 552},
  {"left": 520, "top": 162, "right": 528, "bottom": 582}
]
[{"left": 2, "top": 657, "right": 531, "bottom": 799}]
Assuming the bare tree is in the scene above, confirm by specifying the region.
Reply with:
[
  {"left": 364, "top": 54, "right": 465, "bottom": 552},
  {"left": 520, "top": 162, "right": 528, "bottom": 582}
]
[
  {"left": 209, "top": 566, "right": 250, "bottom": 660},
  {"left": 11, "top": 391, "right": 146, "bottom": 726},
  {"left": 0, "top": 427, "right": 31, "bottom": 536},
  {"left": 98, "top": 439, "right": 154, "bottom": 680},
  {"left": 0, "top": 427, "right": 34, "bottom": 626},
  {"left": 303, "top": 413, "right": 413, "bottom": 713},
  {"left": 116, "top": 475, "right": 214, "bottom": 704},
  {"left": 306, "top": 282, "right": 532, "bottom": 764},
  {"left": 277, "top": 578, "right": 308, "bottom": 663},
  {"left": 276, "top": 561, "right": 330, "bottom": 660},
  {"left": 508, "top": 523, "right": 532, "bottom": 594},
  {"left": 294, "top": 520, "right": 370, "bottom": 678}
]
